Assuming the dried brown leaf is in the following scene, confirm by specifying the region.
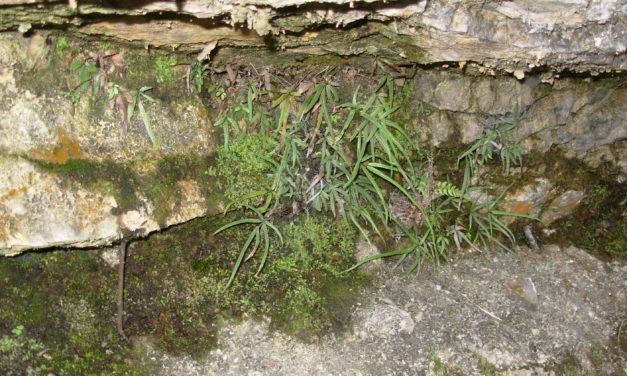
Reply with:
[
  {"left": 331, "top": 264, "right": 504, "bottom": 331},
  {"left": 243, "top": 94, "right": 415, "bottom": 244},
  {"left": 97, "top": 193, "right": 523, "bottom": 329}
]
[
  {"left": 296, "top": 81, "right": 315, "bottom": 95},
  {"left": 226, "top": 65, "right": 237, "bottom": 86}
]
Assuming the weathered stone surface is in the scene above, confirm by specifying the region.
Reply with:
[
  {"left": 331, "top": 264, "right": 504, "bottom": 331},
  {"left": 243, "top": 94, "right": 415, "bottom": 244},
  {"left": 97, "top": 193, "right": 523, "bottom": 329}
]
[
  {"left": 401, "top": 0, "right": 626, "bottom": 72},
  {"left": 0, "top": 34, "right": 222, "bottom": 255},
  {"left": 0, "top": 34, "right": 216, "bottom": 162},
  {"left": 0, "top": 155, "right": 216, "bottom": 256},
  {"left": 0, "top": 156, "right": 119, "bottom": 255},
  {"left": 541, "top": 190, "right": 586, "bottom": 225},
  {"left": 0, "top": 0, "right": 624, "bottom": 72},
  {"left": 414, "top": 69, "right": 626, "bottom": 222},
  {"left": 355, "top": 300, "right": 415, "bottom": 340},
  {"left": 501, "top": 179, "right": 555, "bottom": 223},
  {"left": 505, "top": 276, "right": 539, "bottom": 309},
  {"left": 78, "top": 21, "right": 265, "bottom": 49},
  {"left": 354, "top": 234, "right": 383, "bottom": 272},
  {"left": 410, "top": 69, "right": 626, "bottom": 166},
  {"left": 583, "top": 139, "right": 627, "bottom": 182}
]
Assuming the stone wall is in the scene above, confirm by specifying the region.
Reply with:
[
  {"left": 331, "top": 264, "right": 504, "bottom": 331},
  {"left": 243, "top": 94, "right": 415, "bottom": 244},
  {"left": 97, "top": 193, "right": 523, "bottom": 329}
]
[
  {"left": 408, "top": 67, "right": 625, "bottom": 226},
  {"left": 410, "top": 68, "right": 627, "bottom": 163}
]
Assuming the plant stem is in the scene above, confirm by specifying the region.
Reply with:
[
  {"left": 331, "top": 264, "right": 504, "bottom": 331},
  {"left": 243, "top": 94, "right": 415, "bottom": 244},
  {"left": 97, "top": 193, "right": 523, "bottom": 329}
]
[{"left": 117, "top": 240, "right": 129, "bottom": 342}]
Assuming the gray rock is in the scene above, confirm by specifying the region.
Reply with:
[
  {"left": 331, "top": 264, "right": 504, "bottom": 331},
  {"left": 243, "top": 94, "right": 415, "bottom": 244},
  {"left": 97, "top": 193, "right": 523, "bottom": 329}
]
[
  {"left": 0, "top": 34, "right": 221, "bottom": 255},
  {"left": 540, "top": 190, "right": 586, "bottom": 225},
  {"left": 1, "top": 0, "right": 624, "bottom": 72},
  {"left": 354, "top": 234, "right": 383, "bottom": 272},
  {"left": 354, "top": 300, "right": 415, "bottom": 340}
]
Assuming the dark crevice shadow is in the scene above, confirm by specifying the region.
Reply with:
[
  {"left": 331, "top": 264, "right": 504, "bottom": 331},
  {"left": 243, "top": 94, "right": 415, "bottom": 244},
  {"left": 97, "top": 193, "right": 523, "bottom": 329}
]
[{"left": 81, "top": 0, "right": 182, "bottom": 10}]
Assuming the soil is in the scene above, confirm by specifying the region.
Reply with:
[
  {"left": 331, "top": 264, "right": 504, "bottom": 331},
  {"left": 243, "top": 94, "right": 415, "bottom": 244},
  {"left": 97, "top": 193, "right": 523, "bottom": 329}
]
[{"left": 134, "top": 245, "right": 627, "bottom": 375}]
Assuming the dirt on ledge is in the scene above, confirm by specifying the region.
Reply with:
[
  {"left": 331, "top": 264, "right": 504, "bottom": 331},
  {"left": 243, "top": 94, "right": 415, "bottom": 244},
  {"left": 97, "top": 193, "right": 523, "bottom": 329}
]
[{"left": 135, "top": 244, "right": 627, "bottom": 375}]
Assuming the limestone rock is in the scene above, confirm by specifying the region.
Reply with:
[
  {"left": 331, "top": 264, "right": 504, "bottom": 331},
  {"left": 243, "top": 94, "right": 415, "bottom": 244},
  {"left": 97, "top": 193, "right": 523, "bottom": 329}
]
[
  {"left": 541, "top": 190, "right": 586, "bottom": 225},
  {"left": 0, "top": 156, "right": 218, "bottom": 255},
  {"left": 410, "top": 70, "right": 626, "bottom": 173},
  {"left": 0, "top": 0, "right": 624, "bottom": 73},
  {"left": 355, "top": 300, "right": 415, "bottom": 340},
  {"left": 501, "top": 179, "right": 555, "bottom": 224},
  {"left": 354, "top": 234, "right": 383, "bottom": 272},
  {"left": 0, "top": 156, "right": 120, "bottom": 255},
  {"left": 0, "top": 34, "right": 222, "bottom": 255}
]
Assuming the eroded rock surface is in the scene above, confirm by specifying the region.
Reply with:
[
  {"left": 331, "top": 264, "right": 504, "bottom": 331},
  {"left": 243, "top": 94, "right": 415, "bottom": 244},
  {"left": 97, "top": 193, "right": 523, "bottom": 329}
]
[
  {"left": 411, "top": 69, "right": 627, "bottom": 159},
  {"left": 0, "top": 156, "right": 119, "bottom": 255},
  {"left": 0, "top": 34, "right": 222, "bottom": 255},
  {"left": 0, "top": 0, "right": 625, "bottom": 73}
]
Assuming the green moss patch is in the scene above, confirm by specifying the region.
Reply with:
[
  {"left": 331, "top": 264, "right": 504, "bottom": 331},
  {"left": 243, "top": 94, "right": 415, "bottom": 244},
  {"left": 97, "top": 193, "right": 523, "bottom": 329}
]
[
  {"left": 207, "top": 133, "right": 274, "bottom": 209},
  {"left": 191, "top": 213, "right": 366, "bottom": 341},
  {"left": 0, "top": 251, "right": 154, "bottom": 375},
  {"left": 125, "top": 51, "right": 186, "bottom": 93},
  {"left": 0, "top": 211, "right": 366, "bottom": 373}
]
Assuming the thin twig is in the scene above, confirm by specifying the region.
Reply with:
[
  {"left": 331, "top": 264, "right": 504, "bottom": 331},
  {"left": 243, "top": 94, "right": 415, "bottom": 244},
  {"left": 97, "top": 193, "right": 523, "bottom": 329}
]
[
  {"left": 117, "top": 240, "right": 129, "bottom": 342},
  {"left": 446, "top": 286, "right": 503, "bottom": 322}
]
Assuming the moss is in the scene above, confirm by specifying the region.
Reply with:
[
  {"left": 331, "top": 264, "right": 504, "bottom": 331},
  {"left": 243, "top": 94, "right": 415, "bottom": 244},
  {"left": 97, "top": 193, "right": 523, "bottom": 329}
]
[
  {"left": 125, "top": 51, "right": 185, "bottom": 92},
  {"left": 31, "top": 156, "right": 94, "bottom": 174},
  {"left": 209, "top": 133, "right": 275, "bottom": 209},
  {"left": 301, "top": 54, "right": 351, "bottom": 67},
  {"left": 546, "top": 353, "right": 594, "bottom": 376},
  {"left": 472, "top": 354, "right": 501, "bottom": 376},
  {"left": 194, "top": 214, "right": 366, "bottom": 341},
  {"left": 118, "top": 217, "right": 221, "bottom": 357},
  {"left": 146, "top": 154, "right": 215, "bottom": 226},
  {"left": 54, "top": 36, "right": 71, "bottom": 58},
  {"left": 429, "top": 353, "right": 466, "bottom": 376},
  {"left": 526, "top": 149, "right": 627, "bottom": 259},
  {"left": 154, "top": 56, "right": 179, "bottom": 84},
  {"left": 30, "top": 156, "right": 140, "bottom": 215},
  {"left": 113, "top": 213, "right": 354, "bottom": 354},
  {"left": 0, "top": 251, "right": 154, "bottom": 375},
  {"left": 0, "top": 325, "right": 49, "bottom": 376}
]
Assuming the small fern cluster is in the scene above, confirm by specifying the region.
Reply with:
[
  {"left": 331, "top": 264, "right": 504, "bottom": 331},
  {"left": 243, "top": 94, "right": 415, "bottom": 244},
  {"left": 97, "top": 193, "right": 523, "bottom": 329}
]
[
  {"left": 211, "top": 75, "right": 537, "bottom": 284},
  {"left": 60, "top": 40, "right": 162, "bottom": 148}
]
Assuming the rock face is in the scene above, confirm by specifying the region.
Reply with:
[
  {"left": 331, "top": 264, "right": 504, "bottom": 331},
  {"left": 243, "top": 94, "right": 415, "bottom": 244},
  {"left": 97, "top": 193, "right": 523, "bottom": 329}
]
[
  {"left": 410, "top": 68, "right": 625, "bottom": 229},
  {"left": 0, "top": 34, "right": 216, "bottom": 161},
  {"left": 0, "top": 0, "right": 625, "bottom": 255},
  {"left": 0, "top": 156, "right": 119, "bottom": 254},
  {"left": 0, "top": 0, "right": 625, "bottom": 73},
  {"left": 0, "top": 33, "right": 223, "bottom": 255},
  {"left": 411, "top": 70, "right": 627, "bottom": 159}
]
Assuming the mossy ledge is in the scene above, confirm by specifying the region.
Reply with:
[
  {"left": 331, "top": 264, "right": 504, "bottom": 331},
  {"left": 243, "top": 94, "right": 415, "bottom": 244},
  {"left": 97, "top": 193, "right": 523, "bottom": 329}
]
[
  {"left": 0, "top": 212, "right": 367, "bottom": 373},
  {"left": 27, "top": 153, "right": 221, "bottom": 228}
]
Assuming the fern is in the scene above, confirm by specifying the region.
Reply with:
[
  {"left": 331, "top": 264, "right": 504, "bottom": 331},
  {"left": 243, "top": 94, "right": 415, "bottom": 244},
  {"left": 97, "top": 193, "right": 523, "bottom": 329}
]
[
  {"left": 434, "top": 181, "right": 462, "bottom": 198},
  {"left": 213, "top": 79, "right": 539, "bottom": 285}
]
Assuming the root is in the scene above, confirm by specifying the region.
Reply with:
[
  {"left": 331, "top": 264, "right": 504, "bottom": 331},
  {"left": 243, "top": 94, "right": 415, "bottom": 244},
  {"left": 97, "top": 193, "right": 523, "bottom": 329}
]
[{"left": 117, "top": 239, "right": 129, "bottom": 342}]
